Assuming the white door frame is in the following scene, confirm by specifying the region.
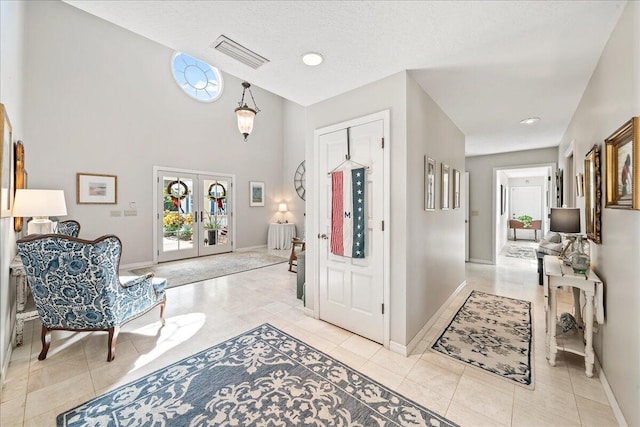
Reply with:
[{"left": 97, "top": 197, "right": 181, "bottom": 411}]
[
  {"left": 152, "top": 166, "right": 236, "bottom": 264},
  {"left": 310, "top": 110, "right": 391, "bottom": 348},
  {"left": 491, "top": 162, "right": 556, "bottom": 264}
]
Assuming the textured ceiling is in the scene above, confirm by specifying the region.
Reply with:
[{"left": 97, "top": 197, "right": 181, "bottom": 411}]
[{"left": 63, "top": 1, "right": 625, "bottom": 156}]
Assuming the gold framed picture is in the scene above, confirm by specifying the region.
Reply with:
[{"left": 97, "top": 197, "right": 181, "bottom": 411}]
[
  {"left": 605, "top": 117, "right": 639, "bottom": 209},
  {"left": 0, "top": 103, "right": 13, "bottom": 218}
]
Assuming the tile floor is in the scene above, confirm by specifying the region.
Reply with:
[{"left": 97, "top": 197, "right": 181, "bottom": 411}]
[{"left": 0, "top": 248, "right": 619, "bottom": 426}]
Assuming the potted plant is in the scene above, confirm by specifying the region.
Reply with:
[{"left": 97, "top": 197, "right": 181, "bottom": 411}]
[
  {"left": 517, "top": 214, "right": 533, "bottom": 228},
  {"left": 204, "top": 213, "right": 222, "bottom": 245}
]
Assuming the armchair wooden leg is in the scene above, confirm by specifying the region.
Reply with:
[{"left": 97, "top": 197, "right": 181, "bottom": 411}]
[
  {"left": 159, "top": 299, "right": 166, "bottom": 326},
  {"left": 38, "top": 326, "right": 51, "bottom": 361},
  {"left": 107, "top": 326, "right": 120, "bottom": 362}
]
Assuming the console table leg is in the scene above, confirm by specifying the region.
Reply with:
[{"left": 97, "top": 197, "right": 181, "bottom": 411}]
[
  {"left": 584, "top": 292, "right": 595, "bottom": 377},
  {"left": 548, "top": 287, "right": 558, "bottom": 366},
  {"left": 15, "top": 318, "right": 24, "bottom": 346}
]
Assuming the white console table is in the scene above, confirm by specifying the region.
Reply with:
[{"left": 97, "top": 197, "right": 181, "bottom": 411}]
[
  {"left": 267, "top": 223, "right": 296, "bottom": 250},
  {"left": 543, "top": 255, "right": 604, "bottom": 377},
  {"left": 10, "top": 255, "right": 39, "bottom": 346}
]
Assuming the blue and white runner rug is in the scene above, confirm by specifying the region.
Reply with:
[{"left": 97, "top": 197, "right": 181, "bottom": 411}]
[
  {"left": 58, "top": 323, "right": 458, "bottom": 426},
  {"left": 431, "top": 290, "right": 534, "bottom": 389}
]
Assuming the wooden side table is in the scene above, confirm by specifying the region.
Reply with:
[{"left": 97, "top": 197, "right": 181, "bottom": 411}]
[
  {"left": 10, "top": 255, "right": 39, "bottom": 346},
  {"left": 544, "top": 255, "right": 604, "bottom": 377}
]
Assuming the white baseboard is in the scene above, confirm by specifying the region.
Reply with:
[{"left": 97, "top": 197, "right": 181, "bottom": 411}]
[
  {"left": 468, "top": 258, "right": 494, "bottom": 265},
  {"left": 595, "top": 358, "right": 627, "bottom": 426},
  {"left": 1, "top": 343, "right": 12, "bottom": 387},
  {"left": 120, "top": 261, "right": 154, "bottom": 271},
  {"left": 302, "top": 307, "right": 316, "bottom": 318},
  {"left": 237, "top": 244, "right": 267, "bottom": 251},
  {"left": 389, "top": 280, "right": 468, "bottom": 357}
]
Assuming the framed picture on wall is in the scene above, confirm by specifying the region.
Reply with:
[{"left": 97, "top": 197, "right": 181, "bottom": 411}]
[
  {"left": 605, "top": 117, "right": 639, "bottom": 210},
  {"left": 453, "top": 169, "right": 461, "bottom": 209},
  {"left": 1, "top": 103, "right": 14, "bottom": 218},
  {"left": 76, "top": 173, "right": 117, "bottom": 204},
  {"left": 424, "top": 156, "right": 435, "bottom": 211},
  {"left": 500, "top": 184, "right": 504, "bottom": 216},
  {"left": 441, "top": 163, "right": 450, "bottom": 210},
  {"left": 250, "top": 181, "right": 265, "bottom": 207}
]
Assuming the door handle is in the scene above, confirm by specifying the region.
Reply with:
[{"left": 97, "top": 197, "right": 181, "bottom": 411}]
[{"left": 318, "top": 233, "right": 328, "bottom": 240}]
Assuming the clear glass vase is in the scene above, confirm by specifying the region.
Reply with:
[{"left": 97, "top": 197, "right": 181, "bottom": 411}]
[{"left": 571, "top": 235, "right": 590, "bottom": 274}]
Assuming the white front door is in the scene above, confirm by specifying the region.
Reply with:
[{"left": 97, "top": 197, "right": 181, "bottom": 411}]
[{"left": 318, "top": 120, "right": 385, "bottom": 343}]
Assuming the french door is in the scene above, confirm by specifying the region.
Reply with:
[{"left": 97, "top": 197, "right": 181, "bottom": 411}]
[{"left": 156, "top": 169, "right": 233, "bottom": 263}]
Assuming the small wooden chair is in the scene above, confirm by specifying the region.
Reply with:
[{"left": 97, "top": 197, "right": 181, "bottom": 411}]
[{"left": 288, "top": 238, "right": 306, "bottom": 272}]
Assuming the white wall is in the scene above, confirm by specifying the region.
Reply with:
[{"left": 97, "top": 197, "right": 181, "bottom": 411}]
[
  {"left": 282, "top": 101, "right": 306, "bottom": 235},
  {"left": 22, "top": 1, "right": 285, "bottom": 265},
  {"left": 304, "top": 71, "right": 465, "bottom": 347},
  {"left": 405, "top": 74, "right": 465, "bottom": 343},
  {"left": 0, "top": 0, "right": 25, "bottom": 381},
  {"left": 557, "top": 2, "right": 639, "bottom": 424},
  {"left": 466, "top": 147, "right": 558, "bottom": 263}
]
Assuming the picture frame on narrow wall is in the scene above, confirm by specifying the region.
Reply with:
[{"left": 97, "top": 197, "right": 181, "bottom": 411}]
[
  {"left": 250, "top": 181, "right": 265, "bottom": 207},
  {"left": 500, "top": 184, "right": 504, "bottom": 216},
  {"left": 453, "top": 168, "right": 461, "bottom": 209},
  {"left": 1, "top": 103, "right": 14, "bottom": 218},
  {"left": 76, "top": 173, "right": 117, "bottom": 204},
  {"left": 576, "top": 172, "right": 584, "bottom": 197},
  {"left": 441, "top": 163, "right": 450, "bottom": 210},
  {"left": 605, "top": 117, "right": 639, "bottom": 210},
  {"left": 14, "top": 140, "right": 25, "bottom": 231},
  {"left": 424, "top": 156, "right": 435, "bottom": 211}
]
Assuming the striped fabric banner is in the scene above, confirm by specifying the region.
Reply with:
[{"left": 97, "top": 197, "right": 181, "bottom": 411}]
[{"left": 331, "top": 167, "right": 365, "bottom": 258}]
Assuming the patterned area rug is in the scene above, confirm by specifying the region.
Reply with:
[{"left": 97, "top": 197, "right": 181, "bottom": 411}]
[
  {"left": 431, "top": 290, "right": 534, "bottom": 389},
  {"left": 504, "top": 245, "right": 536, "bottom": 259},
  {"left": 58, "top": 324, "right": 458, "bottom": 426},
  {"left": 131, "top": 251, "right": 288, "bottom": 288}
]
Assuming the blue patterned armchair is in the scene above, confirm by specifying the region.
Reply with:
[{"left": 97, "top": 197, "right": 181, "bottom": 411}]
[
  {"left": 56, "top": 220, "right": 80, "bottom": 237},
  {"left": 17, "top": 234, "right": 166, "bottom": 362}
]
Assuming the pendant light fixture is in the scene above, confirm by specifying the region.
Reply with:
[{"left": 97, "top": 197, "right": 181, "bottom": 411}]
[{"left": 235, "top": 81, "right": 260, "bottom": 142}]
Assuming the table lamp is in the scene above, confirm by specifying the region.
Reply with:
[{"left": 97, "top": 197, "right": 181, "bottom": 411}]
[
  {"left": 278, "top": 203, "right": 288, "bottom": 223},
  {"left": 12, "top": 189, "right": 68, "bottom": 234},
  {"left": 549, "top": 207, "right": 588, "bottom": 272}
]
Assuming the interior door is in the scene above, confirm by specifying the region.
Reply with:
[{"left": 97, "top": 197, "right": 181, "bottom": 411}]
[
  {"left": 158, "top": 171, "right": 198, "bottom": 262},
  {"left": 318, "top": 120, "right": 384, "bottom": 344},
  {"left": 198, "top": 176, "right": 232, "bottom": 256}
]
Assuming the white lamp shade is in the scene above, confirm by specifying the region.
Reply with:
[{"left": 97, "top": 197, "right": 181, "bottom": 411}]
[
  {"left": 13, "top": 189, "right": 67, "bottom": 217},
  {"left": 278, "top": 203, "right": 288, "bottom": 212},
  {"left": 235, "top": 107, "right": 256, "bottom": 137}
]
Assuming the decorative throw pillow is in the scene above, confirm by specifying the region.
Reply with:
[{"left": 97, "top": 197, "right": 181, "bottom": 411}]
[{"left": 538, "top": 240, "right": 562, "bottom": 255}]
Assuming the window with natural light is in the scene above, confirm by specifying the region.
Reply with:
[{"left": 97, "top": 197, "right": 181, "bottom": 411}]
[{"left": 171, "top": 51, "right": 223, "bottom": 102}]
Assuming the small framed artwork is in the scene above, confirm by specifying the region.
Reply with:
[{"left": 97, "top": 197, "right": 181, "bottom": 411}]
[
  {"left": 500, "top": 184, "right": 504, "bottom": 216},
  {"left": 76, "top": 173, "right": 117, "bottom": 204},
  {"left": 441, "top": 163, "right": 450, "bottom": 210},
  {"left": 605, "top": 117, "right": 639, "bottom": 209},
  {"left": 1, "top": 103, "right": 14, "bottom": 218},
  {"left": 576, "top": 172, "right": 584, "bottom": 197},
  {"left": 502, "top": 185, "right": 507, "bottom": 216},
  {"left": 249, "top": 181, "right": 265, "bottom": 207},
  {"left": 424, "top": 156, "right": 435, "bottom": 211},
  {"left": 452, "top": 168, "right": 461, "bottom": 209}
]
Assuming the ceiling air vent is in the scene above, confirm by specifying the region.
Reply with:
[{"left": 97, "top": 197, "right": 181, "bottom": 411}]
[{"left": 212, "top": 35, "right": 269, "bottom": 69}]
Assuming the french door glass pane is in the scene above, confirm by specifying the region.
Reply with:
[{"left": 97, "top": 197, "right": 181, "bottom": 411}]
[
  {"left": 203, "top": 179, "right": 229, "bottom": 246},
  {"left": 162, "top": 176, "right": 194, "bottom": 253}
]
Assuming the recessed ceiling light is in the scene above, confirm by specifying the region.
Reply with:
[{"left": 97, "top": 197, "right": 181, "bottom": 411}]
[
  {"left": 302, "top": 52, "right": 323, "bottom": 66},
  {"left": 520, "top": 117, "right": 540, "bottom": 125}
]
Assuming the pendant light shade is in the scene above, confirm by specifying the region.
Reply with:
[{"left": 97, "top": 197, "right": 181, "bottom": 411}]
[{"left": 235, "top": 81, "right": 260, "bottom": 142}]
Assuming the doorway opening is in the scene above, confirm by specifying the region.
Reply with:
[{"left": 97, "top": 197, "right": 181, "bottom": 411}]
[
  {"left": 493, "top": 164, "right": 555, "bottom": 265},
  {"left": 154, "top": 167, "right": 234, "bottom": 263}
]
